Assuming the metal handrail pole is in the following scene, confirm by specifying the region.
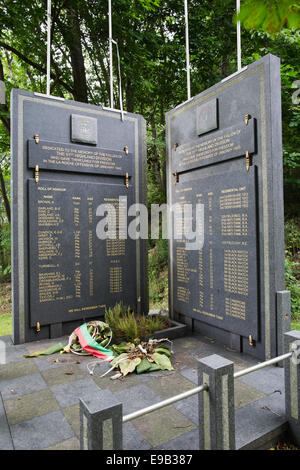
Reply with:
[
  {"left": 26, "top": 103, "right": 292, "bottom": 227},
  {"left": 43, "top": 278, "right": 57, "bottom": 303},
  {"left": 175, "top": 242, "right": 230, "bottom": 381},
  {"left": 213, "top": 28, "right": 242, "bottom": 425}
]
[
  {"left": 234, "top": 351, "right": 293, "bottom": 379},
  {"left": 123, "top": 383, "right": 208, "bottom": 423},
  {"left": 122, "top": 351, "right": 293, "bottom": 424}
]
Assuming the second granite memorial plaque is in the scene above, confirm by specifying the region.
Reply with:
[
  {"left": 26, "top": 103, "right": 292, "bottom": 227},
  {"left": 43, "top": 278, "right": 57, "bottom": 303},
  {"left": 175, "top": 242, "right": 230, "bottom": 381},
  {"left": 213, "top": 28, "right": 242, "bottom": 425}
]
[
  {"left": 166, "top": 54, "right": 289, "bottom": 360},
  {"left": 11, "top": 90, "right": 147, "bottom": 343}
]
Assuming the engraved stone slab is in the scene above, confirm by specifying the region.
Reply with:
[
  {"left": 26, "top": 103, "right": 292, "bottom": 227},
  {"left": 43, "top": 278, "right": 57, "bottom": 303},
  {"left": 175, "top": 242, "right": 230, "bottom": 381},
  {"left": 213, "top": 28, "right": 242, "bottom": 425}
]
[
  {"left": 172, "top": 167, "right": 258, "bottom": 339},
  {"left": 197, "top": 98, "right": 218, "bottom": 136},
  {"left": 28, "top": 140, "right": 132, "bottom": 176},
  {"left": 28, "top": 179, "right": 136, "bottom": 326},
  {"left": 166, "top": 54, "right": 287, "bottom": 360},
  {"left": 172, "top": 119, "right": 255, "bottom": 174},
  {"left": 71, "top": 114, "right": 97, "bottom": 145},
  {"left": 11, "top": 90, "right": 148, "bottom": 344}
]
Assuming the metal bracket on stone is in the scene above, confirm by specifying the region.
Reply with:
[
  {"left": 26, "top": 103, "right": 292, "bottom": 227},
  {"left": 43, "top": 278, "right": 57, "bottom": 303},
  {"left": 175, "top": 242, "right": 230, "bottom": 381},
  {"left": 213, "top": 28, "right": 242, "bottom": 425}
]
[
  {"left": 125, "top": 172, "right": 129, "bottom": 188},
  {"left": 244, "top": 114, "right": 251, "bottom": 126},
  {"left": 246, "top": 150, "right": 251, "bottom": 172},
  {"left": 34, "top": 165, "right": 39, "bottom": 184}
]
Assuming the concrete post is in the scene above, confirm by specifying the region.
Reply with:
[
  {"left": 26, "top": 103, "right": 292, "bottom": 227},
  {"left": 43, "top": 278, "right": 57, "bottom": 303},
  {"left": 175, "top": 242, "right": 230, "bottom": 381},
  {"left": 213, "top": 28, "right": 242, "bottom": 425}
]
[
  {"left": 80, "top": 389, "right": 123, "bottom": 450},
  {"left": 198, "top": 354, "right": 235, "bottom": 450},
  {"left": 284, "top": 330, "right": 300, "bottom": 446},
  {"left": 277, "top": 291, "right": 291, "bottom": 356}
]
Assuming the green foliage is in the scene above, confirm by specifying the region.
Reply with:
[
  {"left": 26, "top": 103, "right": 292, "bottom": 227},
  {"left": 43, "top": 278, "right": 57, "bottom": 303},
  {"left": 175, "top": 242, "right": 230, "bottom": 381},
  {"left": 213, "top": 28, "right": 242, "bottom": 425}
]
[
  {"left": 0, "top": 313, "right": 12, "bottom": 336},
  {"left": 238, "top": 0, "right": 300, "bottom": 33},
  {"left": 105, "top": 301, "right": 168, "bottom": 342},
  {"left": 285, "top": 217, "right": 300, "bottom": 320},
  {"left": 285, "top": 218, "right": 300, "bottom": 258},
  {"left": 149, "top": 238, "right": 168, "bottom": 308},
  {"left": 285, "top": 256, "right": 300, "bottom": 319},
  {"left": 110, "top": 340, "right": 173, "bottom": 377}
]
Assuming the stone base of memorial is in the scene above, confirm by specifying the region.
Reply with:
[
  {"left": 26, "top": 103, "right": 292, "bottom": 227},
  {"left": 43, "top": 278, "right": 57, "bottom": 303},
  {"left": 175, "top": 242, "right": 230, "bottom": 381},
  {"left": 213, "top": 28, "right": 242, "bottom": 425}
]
[{"left": 145, "top": 318, "right": 187, "bottom": 341}]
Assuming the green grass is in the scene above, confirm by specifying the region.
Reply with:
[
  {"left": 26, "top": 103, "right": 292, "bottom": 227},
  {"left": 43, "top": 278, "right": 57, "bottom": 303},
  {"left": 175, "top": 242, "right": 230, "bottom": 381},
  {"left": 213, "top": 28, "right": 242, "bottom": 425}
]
[
  {"left": 292, "top": 319, "right": 300, "bottom": 331},
  {"left": 0, "top": 313, "right": 12, "bottom": 336},
  {"left": 0, "top": 282, "right": 12, "bottom": 336}
]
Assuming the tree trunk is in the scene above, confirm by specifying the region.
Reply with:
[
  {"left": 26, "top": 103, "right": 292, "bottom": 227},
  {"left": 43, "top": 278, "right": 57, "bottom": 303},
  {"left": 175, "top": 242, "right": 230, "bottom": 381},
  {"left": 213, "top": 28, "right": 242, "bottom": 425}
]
[
  {"left": 0, "top": 169, "right": 10, "bottom": 223},
  {"left": 58, "top": 4, "right": 88, "bottom": 103}
]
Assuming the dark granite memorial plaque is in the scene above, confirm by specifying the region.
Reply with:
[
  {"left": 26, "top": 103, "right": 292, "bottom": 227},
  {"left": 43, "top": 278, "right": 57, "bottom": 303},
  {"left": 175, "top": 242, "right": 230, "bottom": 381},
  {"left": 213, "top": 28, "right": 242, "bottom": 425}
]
[
  {"left": 71, "top": 114, "right": 98, "bottom": 145},
  {"left": 11, "top": 90, "right": 148, "bottom": 344},
  {"left": 173, "top": 168, "right": 258, "bottom": 339},
  {"left": 172, "top": 119, "right": 255, "bottom": 174},
  {"left": 28, "top": 140, "right": 132, "bottom": 176},
  {"left": 166, "top": 54, "right": 288, "bottom": 360},
  {"left": 197, "top": 98, "right": 218, "bottom": 136},
  {"left": 28, "top": 179, "right": 136, "bottom": 326}
]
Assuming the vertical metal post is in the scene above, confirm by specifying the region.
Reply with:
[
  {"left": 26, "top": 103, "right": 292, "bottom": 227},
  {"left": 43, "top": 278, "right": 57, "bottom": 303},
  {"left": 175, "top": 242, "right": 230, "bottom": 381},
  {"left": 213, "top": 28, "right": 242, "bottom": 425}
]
[
  {"left": 46, "top": 0, "right": 51, "bottom": 95},
  {"left": 236, "top": 0, "right": 242, "bottom": 71},
  {"left": 108, "top": 0, "right": 114, "bottom": 108},
  {"left": 0, "top": 81, "right": 5, "bottom": 105},
  {"left": 184, "top": 0, "right": 191, "bottom": 100}
]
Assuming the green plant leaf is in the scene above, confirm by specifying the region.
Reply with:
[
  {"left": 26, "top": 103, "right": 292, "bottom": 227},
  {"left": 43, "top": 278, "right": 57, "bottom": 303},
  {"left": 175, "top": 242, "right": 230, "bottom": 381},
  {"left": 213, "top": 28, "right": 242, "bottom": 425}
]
[
  {"left": 136, "top": 358, "right": 162, "bottom": 374},
  {"left": 119, "top": 357, "right": 142, "bottom": 376},
  {"left": 110, "top": 353, "right": 129, "bottom": 366},
  {"left": 24, "top": 342, "right": 66, "bottom": 358},
  {"left": 154, "top": 346, "right": 171, "bottom": 357},
  {"left": 153, "top": 353, "right": 174, "bottom": 371}
]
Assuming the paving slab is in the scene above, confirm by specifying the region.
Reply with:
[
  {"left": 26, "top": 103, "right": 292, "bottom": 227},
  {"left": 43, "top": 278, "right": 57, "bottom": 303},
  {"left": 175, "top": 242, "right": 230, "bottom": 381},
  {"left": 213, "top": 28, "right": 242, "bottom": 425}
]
[
  {"left": 63, "top": 403, "right": 80, "bottom": 436},
  {"left": 0, "top": 372, "right": 48, "bottom": 400},
  {"left": 235, "top": 393, "right": 287, "bottom": 450},
  {"left": 138, "top": 370, "right": 174, "bottom": 382},
  {"left": 4, "top": 389, "right": 59, "bottom": 425},
  {"left": 123, "top": 422, "right": 152, "bottom": 450},
  {"left": 146, "top": 372, "right": 195, "bottom": 399},
  {"left": 133, "top": 406, "right": 196, "bottom": 447},
  {"left": 51, "top": 377, "right": 101, "bottom": 408},
  {"left": 34, "top": 354, "right": 83, "bottom": 372},
  {"left": 171, "top": 351, "right": 199, "bottom": 370},
  {"left": 179, "top": 368, "right": 198, "bottom": 384},
  {"left": 10, "top": 410, "right": 74, "bottom": 450},
  {"left": 173, "top": 395, "right": 198, "bottom": 425},
  {"left": 0, "top": 359, "right": 39, "bottom": 381},
  {"left": 0, "top": 393, "right": 13, "bottom": 450},
  {"left": 0, "top": 343, "right": 27, "bottom": 365},
  {"left": 238, "top": 366, "right": 285, "bottom": 395},
  {"left": 45, "top": 437, "right": 80, "bottom": 450},
  {"left": 235, "top": 381, "right": 266, "bottom": 409},
  {"left": 113, "top": 384, "right": 162, "bottom": 415},
  {"left": 41, "top": 363, "right": 87, "bottom": 387},
  {"left": 172, "top": 336, "right": 205, "bottom": 353},
  {"left": 0, "top": 331, "right": 291, "bottom": 450},
  {"left": 155, "top": 428, "right": 199, "bottom": 450},
  {"left": 93, "top": 372, "right": 142, "bottom": 392}
]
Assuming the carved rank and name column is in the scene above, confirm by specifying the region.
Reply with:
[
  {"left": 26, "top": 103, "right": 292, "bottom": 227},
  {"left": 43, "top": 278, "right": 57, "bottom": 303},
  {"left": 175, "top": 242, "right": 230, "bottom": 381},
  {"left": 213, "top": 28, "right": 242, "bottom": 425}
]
[
  {"left": 88, "top": 197, "right": 94, "bottom": 297},
  {"left": 73, "top": 196, "right": 82, "bottom": 299}
]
